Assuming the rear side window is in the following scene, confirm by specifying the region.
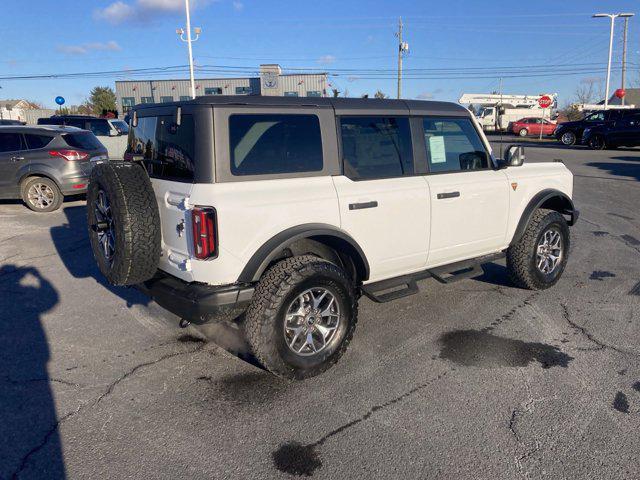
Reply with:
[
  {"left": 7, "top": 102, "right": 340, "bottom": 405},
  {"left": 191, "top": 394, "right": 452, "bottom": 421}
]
[
  {"left": 229, "top": 114, "right": 323, "bottom": 176},
  {"left": 24, "top": 134, "right": 53, "bottom": 149},
  {"left": 63, "top": 132, "right": 103, "bottom": 150},
  {"left": 0, "top": 133, "right": 22, "bottom": 152},
  {"left": 423, "top": 117, "right": 488, "bottom": 173},
  {"left": 126, "top": 115, "right": 195, "bottom": 182},
  {"left": 340, "top": 117, "right": 413, "bottom": 180}
]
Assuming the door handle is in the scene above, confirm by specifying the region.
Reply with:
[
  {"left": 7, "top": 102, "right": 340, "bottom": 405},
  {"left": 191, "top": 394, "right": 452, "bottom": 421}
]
[
  {"left": 437, "top": 191, "right": 460, "bottom": 200},
  {"left": 349, "top": 201, "right": 378, "bottom": 210},
  {"left": 11, "top": 156, "right": 24, "bottom": 162}
]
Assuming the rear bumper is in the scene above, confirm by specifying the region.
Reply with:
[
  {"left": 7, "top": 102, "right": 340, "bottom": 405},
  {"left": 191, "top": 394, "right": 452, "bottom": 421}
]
[{"left": 137, "top": 271, "right": 255, "bottom": 324}]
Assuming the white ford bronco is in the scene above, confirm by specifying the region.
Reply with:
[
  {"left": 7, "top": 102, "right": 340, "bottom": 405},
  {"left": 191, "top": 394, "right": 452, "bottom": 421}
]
[{"left": 87, "top": 96, "right": 578, "bottom": 379}]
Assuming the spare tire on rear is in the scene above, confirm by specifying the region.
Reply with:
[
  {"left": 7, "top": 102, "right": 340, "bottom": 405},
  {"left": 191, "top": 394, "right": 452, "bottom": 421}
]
[{"left": 87, "top": 162, "right": 161, "bottom": 286}]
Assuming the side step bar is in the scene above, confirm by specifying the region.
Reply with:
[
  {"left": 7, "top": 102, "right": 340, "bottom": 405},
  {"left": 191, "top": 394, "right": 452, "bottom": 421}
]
[{"left": 361, "top": 252, "right": 505, "bottom": 303}]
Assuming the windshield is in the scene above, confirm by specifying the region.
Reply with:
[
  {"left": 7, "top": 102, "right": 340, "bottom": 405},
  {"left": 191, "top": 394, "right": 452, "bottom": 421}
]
[
  {"left": 478, "top": 108, "right": 493, "bottom": 117},
  {"left": 111, "top": 120, "right": 129, "bottom": 135}
]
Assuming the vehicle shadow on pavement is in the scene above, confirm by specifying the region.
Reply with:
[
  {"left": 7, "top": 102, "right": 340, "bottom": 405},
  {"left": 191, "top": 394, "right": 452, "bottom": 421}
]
[
  {"left": 472, "top": 262, "right": 514, "bottom": 288},
  {"left": 585, "top": 161, "right": 640, "bottom": 182},
  {"left": 0, "top": 265, "right": 66, "bottom": 479},
  {"left": 49, "top": 205, "right": 151, "bottom": 308}
]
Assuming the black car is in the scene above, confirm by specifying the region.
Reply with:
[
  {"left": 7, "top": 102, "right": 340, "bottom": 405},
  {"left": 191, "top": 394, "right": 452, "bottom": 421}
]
[
  {"left": 0, "top": 119, "right": 26, "bottom": 126},
  {"left": 0, "top": 126, "right": 108, "bottom": 212},
  {"left": 555, "top": 108, "right": 640, "bottom": 146},
  {"left": 582, "top": 113, "right": 640, "bottom": 149}
]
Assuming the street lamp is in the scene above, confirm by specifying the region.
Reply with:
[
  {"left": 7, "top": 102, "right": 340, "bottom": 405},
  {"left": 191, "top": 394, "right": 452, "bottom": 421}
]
[
  {"left": 177, "top": 0, "right": 202, "bottom": 99},
  {"left": 592, "top": 13, "right": 634, "bottom": 109}
]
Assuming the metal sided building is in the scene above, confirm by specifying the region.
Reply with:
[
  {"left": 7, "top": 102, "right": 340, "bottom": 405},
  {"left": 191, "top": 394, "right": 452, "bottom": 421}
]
[{"left": 115, "top": 64, "right": 328, "bottom": 114}]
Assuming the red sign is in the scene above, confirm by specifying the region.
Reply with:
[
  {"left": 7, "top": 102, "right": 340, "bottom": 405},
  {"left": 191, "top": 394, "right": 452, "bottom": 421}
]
[
  {"left": 538, "top": 95, "right": 552, "bottom": 109},
  {"left": 615, "top": 88, "right": 626, "bottom": 99}
]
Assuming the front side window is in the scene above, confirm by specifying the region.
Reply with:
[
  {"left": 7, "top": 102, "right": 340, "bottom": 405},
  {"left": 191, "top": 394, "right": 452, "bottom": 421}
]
[
  {"left": 88, "top": 120, "right": 111, "bottom": 137},
  {"left": 585, "top": 112, "right": 605, "bottom": 122},
  {"left": 340, "top": 116, "right": 413, "bottom": 180},
  {"left": 126, "top": 115, "right": 195, "bottom": 182},
  {"left": 205, "top": 87, "right": 222, "bottom": 95},
  {"left": 423, "top": 117, "right": 489, "bottom": 173},
  {"left": 229, "top": 114, "right": 323, "bottom": 176},
  {"left": 111, "top": 120, "right": 129, "bottom": 135},
  {"left": 0, "top": 133, "right": 22, "bottom": 152},
  {"left": 24, "top": 134, "right": 53, "bottom": 149}
]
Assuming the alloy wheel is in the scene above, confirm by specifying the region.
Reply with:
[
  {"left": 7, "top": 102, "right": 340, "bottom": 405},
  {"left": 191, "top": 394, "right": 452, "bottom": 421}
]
[
  {"left": 93, "top": 190, "right": 116, "bottom": 265},
  {"left": 284, "top": 287, "right": 341, "bottom": 356},
  {"left": 536, "top": 228, "right": 563, "bottom": 275},
  {"left": 27, "top": 182, "right": 55, "bottom": 210}
]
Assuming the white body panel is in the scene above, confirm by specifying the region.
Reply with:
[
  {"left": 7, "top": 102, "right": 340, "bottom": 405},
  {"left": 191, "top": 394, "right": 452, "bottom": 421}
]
[
  {"left": 425, "top": 170, "right": 509, "bottom": 267},
  {"left": 188, "top": 176, "right": 341, "bottom": 285},
  {"left": 332, "top": 175, "right": 430, "bottom": 283}
]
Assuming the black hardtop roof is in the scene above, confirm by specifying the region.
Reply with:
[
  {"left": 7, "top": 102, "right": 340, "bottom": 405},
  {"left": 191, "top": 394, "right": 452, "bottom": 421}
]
[{"left": 132, "top": 95, "right": 469, "bottom": 116}]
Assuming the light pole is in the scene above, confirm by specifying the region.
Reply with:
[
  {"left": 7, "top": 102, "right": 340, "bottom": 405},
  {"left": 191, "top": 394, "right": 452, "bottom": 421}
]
[
  {"left": 592, "top": 13, "right": 634, "bottom": 109},
  {"left": 177, "top": 0, "right": 201, "bottom": 99}
]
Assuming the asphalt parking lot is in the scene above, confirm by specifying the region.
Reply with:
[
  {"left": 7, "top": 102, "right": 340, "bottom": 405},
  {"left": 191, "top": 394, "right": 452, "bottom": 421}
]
[{"left": 1, "top": 140, "right": 640, "bottom": 479}]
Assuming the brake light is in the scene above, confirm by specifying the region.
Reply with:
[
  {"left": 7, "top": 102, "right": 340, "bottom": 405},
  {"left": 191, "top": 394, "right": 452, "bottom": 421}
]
[
  {"left": 191, "top": 207, "right": 217, "bottom": 259},
  {"left": 49, "top": 150, "right": 89, "bottom": 161}
]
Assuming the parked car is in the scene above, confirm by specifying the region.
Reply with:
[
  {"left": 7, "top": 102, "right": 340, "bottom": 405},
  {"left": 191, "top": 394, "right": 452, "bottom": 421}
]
[
  {"left": 582, "top": 113, "right": 640, "bottom": 149},
  {"left": 38, "top": 115, "right": 128, "bottom": 159},
  {"left": 0, "top": 119, "right": 26, "bottom": 126},
  {"left": 555, "top": 108, "right": 640, "bottom": 145},
  {"left": 511, "top": 117, "right": 557, "bottom": 137},
  {"left": 0, "top": 125, "right": 108, "bottom": 212},
  {"left": 86, "top": 96, "right": 577, "bottom": 380}
]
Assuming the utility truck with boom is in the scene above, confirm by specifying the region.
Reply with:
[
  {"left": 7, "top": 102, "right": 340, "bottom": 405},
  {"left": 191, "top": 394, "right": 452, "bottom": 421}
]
[{"left": 459, "top": 93, "right": 557, "bottom": 133}]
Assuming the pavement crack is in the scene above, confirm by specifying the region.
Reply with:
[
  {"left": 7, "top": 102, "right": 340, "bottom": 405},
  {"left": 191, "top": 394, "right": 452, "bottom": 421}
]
[
  {"left": 9, "top": 342, "right": 206, "bottom": 479},
  {"left": 561, "top": 303, "right": 638, "bottom": 357},
  {"left": 272, "top": 370, "right": 449, "bottom": 476}
]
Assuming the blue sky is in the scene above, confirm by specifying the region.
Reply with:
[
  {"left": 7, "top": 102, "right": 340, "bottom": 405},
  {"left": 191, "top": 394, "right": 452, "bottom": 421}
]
[{"left": 2, "top": 0, "right": 639, "bottom": 108}]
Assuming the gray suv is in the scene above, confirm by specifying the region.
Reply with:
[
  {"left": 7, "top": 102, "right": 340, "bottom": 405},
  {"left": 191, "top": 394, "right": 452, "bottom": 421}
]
[{"left": 0, "top": 125, "right": 108, "bottom": 212}]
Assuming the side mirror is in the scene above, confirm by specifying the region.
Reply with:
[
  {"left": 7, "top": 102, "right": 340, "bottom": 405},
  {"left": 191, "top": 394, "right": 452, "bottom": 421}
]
[{"left": 501, "top": 144, "right": 525, "bottom": 168}]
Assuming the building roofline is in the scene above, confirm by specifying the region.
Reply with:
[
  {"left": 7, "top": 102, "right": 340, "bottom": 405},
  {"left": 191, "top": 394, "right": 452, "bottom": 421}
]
[{"left": 114, "top": 73, "right": 327, "bottom": 84}]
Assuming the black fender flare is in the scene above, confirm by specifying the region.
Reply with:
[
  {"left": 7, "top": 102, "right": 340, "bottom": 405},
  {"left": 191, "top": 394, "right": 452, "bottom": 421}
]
[
  {"left": 510, "top": 189, "right": 578, "bottom": 246},
  {"left": 237, "top": 223, "right": 370, "bottom": 283}
]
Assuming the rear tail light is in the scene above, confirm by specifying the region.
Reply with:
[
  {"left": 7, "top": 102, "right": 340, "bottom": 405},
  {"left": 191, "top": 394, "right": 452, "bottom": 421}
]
[
  {"left": 49, "top": 150, "right": 89, "bottom": 161},
  {"left": 191, "top": 207, "right": 217, "bottom": 259}
]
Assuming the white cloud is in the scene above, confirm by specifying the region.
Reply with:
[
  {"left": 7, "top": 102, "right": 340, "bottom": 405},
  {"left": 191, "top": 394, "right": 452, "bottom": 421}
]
[
  {"left": 94, "top": 0, "right": 211, "bottom": 24},
  {"left": 317, "top": 55, "right": 336, "bottom": 65},
  {"left": 94, "top": 1, "right": 134, "bottom": 24},
  {"left": 416, "top": 92, "right": 434, "bottom": 100},
  {"left": 57, "top": 41, "right": 122, "bottom": 55},
  {"left": 232, "top": 0, "right": 243, "bottom": 11}
]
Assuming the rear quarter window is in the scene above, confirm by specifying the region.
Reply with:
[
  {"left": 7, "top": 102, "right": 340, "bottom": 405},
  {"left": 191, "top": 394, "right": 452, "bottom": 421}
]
[
  {"left": 126, "top": 114, "right": 195, "bottom": 182},
  {"left": 229, "top": 114, "right": 323, "bottom": 176},
  {"left": 24, "top": 134, "right": 54, "bottom": 149},
  {"left": 63, "top": 132, "right": 104, "bottom": 150}
]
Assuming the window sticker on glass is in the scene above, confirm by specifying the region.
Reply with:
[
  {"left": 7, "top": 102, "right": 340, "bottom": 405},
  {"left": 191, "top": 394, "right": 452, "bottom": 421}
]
[{"left": 428, "top": 136, "right": 446, "bottom": 164}]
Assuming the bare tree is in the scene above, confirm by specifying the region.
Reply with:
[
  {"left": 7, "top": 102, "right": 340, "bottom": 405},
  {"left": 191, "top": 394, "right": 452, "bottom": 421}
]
[{"left": 374, "top": 89, "right": 388, "bottom": 99}]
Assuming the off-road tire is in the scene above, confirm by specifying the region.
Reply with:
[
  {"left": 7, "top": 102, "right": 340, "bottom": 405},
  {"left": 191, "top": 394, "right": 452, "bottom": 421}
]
[
  {"left": 244, "top": 255, "right": 358, "bottom": 380},
  {"left": 87, "top": 162, "right": 161, "bottom": 286},
  {"left": 22, "top": 177, "right": 63, "bottom": 212},
  {"left": 506, "top": 209, "right": 570, "bottom": 290}
]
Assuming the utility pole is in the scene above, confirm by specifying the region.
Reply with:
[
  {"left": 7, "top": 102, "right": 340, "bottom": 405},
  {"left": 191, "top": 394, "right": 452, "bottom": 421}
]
[
  {"left": 396, "top": 18, "right": 409, "bottom": 99},
  {"left": 593, "top": 12, "right": 634, "bottom": 109},
  {"left": 621, "top": 16, "right": 630, "bottom": 105},
  {"left": 177, "top": 0, "right": 202, "bottom": 99}
]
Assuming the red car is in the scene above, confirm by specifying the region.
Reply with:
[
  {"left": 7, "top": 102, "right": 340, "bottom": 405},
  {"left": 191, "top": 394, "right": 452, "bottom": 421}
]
[{"left": 511, "top": 117, "right": 557, "bottom": 137}]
